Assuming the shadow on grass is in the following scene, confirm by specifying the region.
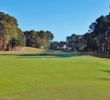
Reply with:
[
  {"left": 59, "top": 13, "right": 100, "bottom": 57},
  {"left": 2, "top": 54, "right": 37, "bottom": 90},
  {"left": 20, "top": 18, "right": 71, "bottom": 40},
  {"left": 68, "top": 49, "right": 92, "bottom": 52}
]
[
  {"left": 88, "top": 53, "right": 110, "bottom": 58},
  {"left": 0, "top": 51, "right": 88, "bottom": 58},
  {"left": 101, "top": 70, "right": 110, "bottom": 74},
  {"left": 17, "top": 52, "right": 88, "bottom": 58},
  {"left": 99, "top": 78, "right": 110, "bottom": 81},
  {"left": 99, "top": 70, "right": 110, "bottom": 81},
  {"left": 1, "top": 51, "right": 110, "bottom": 59},
  {"left": 18, "top": 51, "right": 110, "bottom": 58}
]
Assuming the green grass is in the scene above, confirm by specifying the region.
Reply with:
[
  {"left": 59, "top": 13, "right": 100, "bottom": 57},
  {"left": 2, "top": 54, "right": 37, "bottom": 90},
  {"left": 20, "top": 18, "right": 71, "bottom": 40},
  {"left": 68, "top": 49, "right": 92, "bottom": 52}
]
[{"left": 0, "top": 51, "right": 110, "bottom": 100}]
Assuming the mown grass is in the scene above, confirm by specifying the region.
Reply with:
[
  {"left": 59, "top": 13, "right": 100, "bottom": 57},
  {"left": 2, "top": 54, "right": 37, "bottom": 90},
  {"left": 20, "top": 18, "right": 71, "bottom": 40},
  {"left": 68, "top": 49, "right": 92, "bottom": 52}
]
[{"left": 0, "top": 51, "right": 110, "bottom": 100}]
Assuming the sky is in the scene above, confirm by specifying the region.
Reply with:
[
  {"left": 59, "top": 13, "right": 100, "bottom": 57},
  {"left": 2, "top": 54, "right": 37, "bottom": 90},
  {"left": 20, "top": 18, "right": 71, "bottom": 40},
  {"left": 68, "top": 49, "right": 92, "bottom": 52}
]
[{"left": 0, "top": 0, "right": 110, "bottom": 42}]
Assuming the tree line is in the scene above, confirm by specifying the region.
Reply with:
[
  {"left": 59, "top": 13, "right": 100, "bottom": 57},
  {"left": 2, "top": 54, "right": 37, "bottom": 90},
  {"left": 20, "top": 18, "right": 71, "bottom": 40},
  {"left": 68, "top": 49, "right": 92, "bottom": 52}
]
[
  {"left": 0, "top": 12, "right": 54, "bottom": 51},
  {"left": 0, "top": 12, "right": 24, "bottom": 51},
  {"left": 1, "top": 11, "right": 110, "bottom": 53},
  {"left": 51, "top": 14, "right": 110, "bottom": 53},
  {"left": 24, "top": 30, "right": 54, "bottom": 50}
]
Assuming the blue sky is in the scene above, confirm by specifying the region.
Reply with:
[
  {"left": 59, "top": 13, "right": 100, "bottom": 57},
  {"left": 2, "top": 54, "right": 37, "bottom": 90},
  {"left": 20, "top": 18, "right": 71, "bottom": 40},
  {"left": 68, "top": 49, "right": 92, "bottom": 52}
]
[{"left": 0, "top": 0, "right": 110, "bottom": 41}]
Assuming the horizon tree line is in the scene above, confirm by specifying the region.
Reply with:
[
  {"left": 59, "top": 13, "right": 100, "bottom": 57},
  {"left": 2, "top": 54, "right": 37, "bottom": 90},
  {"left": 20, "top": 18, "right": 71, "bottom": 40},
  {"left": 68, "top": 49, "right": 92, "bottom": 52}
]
[
  {"left": 51, "top": 14, "right": 110, "bottom": 53},
  {"left": 65, "top": 14, "right": 110, "bottom": 53},
  {"left": 24, "top": 30, "right": 54, "bottom": 50},
  {"left": 1, "top": 11, "right": 110, "bottom": 53},
  {"left": 0, "top": 12, "right": 54, "bottom": 51}
]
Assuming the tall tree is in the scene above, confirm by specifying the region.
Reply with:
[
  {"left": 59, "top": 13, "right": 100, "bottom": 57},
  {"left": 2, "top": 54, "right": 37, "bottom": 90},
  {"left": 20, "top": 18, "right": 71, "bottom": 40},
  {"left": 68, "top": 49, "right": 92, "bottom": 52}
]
[
  {"left": 0, "top": 12, "right": 22, "bottom": 51},
  {"left": 0, "top": 21, "right": 17, "bottom": 51},
  {"left": 24, "top": 30, "right": 54, "bottom": 50}
]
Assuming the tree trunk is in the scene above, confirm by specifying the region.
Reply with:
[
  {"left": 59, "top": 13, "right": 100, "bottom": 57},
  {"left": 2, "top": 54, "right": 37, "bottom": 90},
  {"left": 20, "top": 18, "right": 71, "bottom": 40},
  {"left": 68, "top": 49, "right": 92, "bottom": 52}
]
[
  {"left": 4, "top": 41, "right": 6, "bottom": 51},
  {"left": 0, "top": 36, "right": 2, "bottom": 51},
  {"left": 98, "top": 33, "right": 102, "bottom": 53}
]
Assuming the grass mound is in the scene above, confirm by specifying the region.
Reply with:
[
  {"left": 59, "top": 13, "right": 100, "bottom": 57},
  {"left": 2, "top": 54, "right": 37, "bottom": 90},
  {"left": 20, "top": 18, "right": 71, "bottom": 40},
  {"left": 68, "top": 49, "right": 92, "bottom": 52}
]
[
  {"left": 24, "top": 47, "right": 43, "bottom": 52},
  {"left": 0, "top": 47, "right": 43, "bottom": 54}
]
